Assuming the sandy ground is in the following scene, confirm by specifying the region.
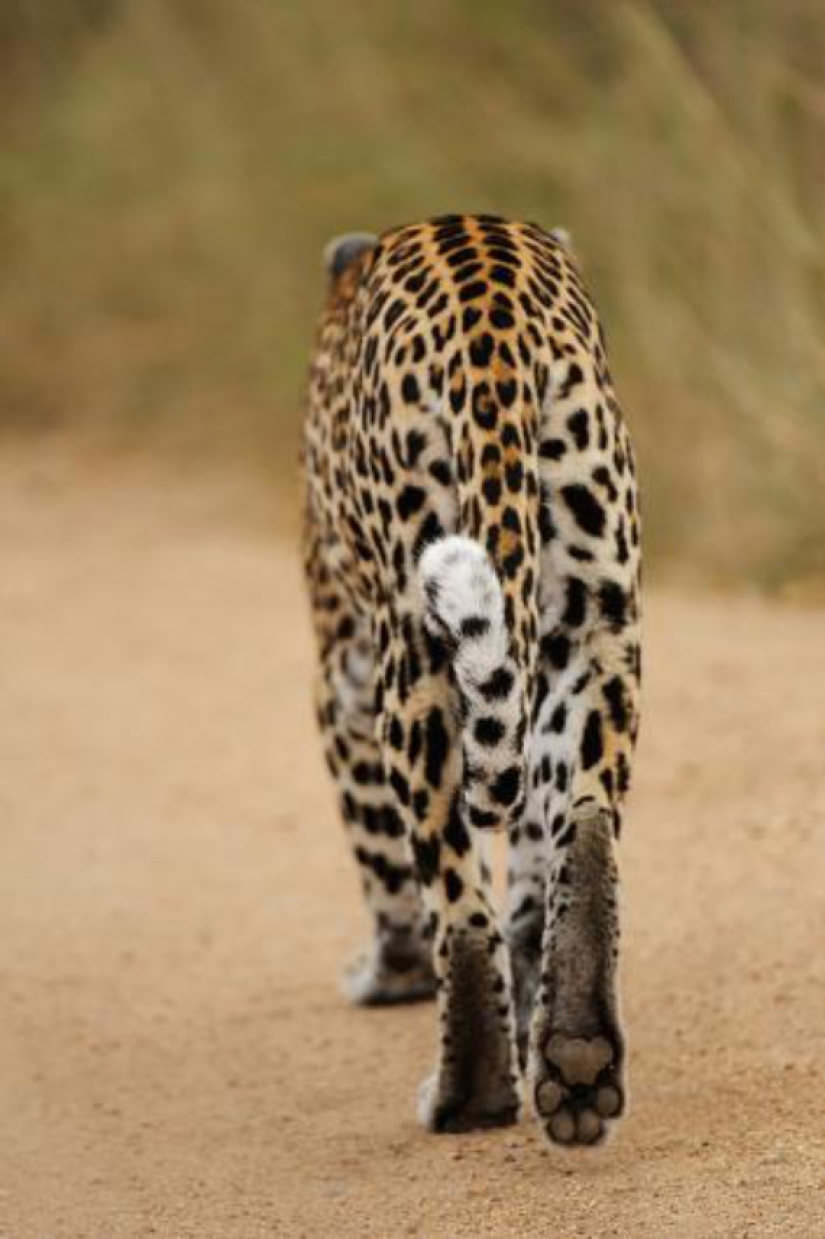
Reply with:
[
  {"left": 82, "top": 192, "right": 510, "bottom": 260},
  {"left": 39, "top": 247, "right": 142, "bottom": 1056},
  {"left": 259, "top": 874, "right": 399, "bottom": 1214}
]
[{"left": 1, "top": 445, "right": 824, "bottom": 1239}]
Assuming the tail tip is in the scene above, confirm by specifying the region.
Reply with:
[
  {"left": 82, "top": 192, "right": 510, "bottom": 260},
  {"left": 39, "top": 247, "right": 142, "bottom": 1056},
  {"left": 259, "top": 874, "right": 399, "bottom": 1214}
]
[{"left": 419, "top": 536, "right": 503, "bottom": 640}]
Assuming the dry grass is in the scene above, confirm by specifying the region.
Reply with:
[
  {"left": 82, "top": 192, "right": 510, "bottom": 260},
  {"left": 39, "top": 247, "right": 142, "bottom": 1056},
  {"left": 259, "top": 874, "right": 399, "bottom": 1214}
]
[{"left": 2, "top": 0, "right": 824, "bottom": 586}]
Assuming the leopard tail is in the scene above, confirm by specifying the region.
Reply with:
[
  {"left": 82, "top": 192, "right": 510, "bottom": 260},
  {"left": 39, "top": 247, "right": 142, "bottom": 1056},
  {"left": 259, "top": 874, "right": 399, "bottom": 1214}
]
[{"left": 419, "top": 350, "right": 540, "bottom": 831}]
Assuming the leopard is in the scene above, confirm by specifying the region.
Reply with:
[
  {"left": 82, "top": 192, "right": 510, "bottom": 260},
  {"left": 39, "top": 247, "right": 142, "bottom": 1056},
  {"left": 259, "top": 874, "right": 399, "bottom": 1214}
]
[{"left": 301, "top": 214, "right": 641, "bottom": 1147}]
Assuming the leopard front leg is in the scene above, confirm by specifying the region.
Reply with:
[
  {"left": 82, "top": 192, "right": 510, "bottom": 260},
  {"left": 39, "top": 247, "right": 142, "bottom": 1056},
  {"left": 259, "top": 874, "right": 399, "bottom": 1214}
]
[
  {"left": 310, "top": 567, "right": 435, "bottom": 1006},
  {"left": 378, "top": 607, "right": 521, "bottom": 1133}
]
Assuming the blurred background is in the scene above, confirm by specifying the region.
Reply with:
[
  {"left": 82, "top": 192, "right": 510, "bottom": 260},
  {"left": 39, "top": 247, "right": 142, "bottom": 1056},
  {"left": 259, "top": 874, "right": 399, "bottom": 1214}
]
[{"left": 2, "top": 0, "right": 824, "bottom": 588}]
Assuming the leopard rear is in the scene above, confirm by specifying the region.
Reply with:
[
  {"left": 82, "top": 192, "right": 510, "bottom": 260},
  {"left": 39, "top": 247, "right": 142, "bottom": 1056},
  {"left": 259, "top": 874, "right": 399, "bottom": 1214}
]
[{"left": 302, "top": 215, "right": 641, "bottom": 1145}]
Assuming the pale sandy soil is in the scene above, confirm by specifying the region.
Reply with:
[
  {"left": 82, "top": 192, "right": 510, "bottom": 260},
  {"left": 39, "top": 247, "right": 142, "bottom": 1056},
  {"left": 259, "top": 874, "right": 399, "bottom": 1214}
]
[{"left": 1, "top": 445, "right": 824, "bottom": 1239}]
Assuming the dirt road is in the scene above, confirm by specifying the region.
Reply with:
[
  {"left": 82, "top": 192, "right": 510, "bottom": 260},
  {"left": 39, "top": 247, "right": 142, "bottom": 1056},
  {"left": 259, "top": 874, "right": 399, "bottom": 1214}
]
[{"left": 1, "top": 447, "right": 824, "bottom": 1239}]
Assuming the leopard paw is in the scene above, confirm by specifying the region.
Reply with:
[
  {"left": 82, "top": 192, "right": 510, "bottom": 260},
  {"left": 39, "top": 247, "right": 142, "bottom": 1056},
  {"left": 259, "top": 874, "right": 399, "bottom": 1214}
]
[
  {"left": 340, "top": 939, "right": 436, "bottom": 1007},
  {"left": 533, "top": 1031, "right": 624, "bottom": 1146},
  {"left": 416, "top": 928, "right": 521, "bottom": 1133},
  {"left": 417, "top": 1068, "right": 521, "bottom": 1134}
]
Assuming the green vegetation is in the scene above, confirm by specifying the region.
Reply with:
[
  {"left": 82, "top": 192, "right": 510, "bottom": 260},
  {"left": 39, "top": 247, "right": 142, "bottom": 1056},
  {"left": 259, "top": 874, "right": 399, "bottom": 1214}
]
[{"left": 2, "top": 0, "right": 824, "bottom": 586}]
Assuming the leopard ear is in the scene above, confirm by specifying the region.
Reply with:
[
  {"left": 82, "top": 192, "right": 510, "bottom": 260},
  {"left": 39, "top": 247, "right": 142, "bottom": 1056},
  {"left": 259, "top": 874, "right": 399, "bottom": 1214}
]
[
  {"left": 323, "top": 232, "right": 378, "bottom": 281},
  {"left": 549, "top": 226, "right": 573, "bottom": 252}
]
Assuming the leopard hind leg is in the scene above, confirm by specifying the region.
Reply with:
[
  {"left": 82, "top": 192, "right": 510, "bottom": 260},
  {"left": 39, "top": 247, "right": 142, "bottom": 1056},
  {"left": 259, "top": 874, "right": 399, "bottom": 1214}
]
[
  {"left": 527, "top": 616, "right": 640, "bottom": 1146},
  {"left": 375, "top": 550, "right": 522, "bottom": 1133}
]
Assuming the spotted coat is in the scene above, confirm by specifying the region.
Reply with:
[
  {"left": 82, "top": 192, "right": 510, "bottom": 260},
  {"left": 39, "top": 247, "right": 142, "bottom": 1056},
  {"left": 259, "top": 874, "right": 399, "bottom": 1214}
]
[{"left": 302, "top": 215, "right": 641, "bottom": 1146}]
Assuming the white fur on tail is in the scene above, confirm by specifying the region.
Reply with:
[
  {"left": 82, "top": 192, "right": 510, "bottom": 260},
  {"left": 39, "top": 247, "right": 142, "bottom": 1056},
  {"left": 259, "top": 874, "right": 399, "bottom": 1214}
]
[{"left": 419, "top": 536, "right": 526, "bottom": 831}]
